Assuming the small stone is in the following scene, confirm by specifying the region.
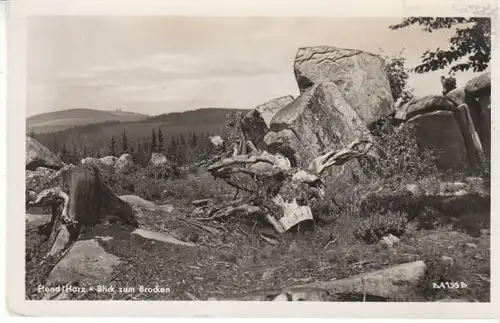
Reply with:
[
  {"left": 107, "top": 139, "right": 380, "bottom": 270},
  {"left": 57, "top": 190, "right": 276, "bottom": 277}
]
[
  {"left": 379, "top": 234, "right": 400, "bottom": 248},
  {"left": 440, "top": 256, "right": 454, "bottom": 269},
  {"left": 191, "top": 199, "right": 214, "bottom": 207},
  {"left": 480, "top": 229, "right": 490, "bottom": 236},
  {"left": 158, "top": 204, "right": 174, "bottom": 213},
  {"left": 465, "top": 243, "right": 477, "bottom": 249},
  {"left": 262, "top": 268, "right": 275, "bottom": 280}
]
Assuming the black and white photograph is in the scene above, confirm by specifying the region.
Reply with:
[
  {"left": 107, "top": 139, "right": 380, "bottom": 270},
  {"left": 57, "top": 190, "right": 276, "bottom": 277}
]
[{"left": 6, "top": 0, "right": 498, "bottom": 318}]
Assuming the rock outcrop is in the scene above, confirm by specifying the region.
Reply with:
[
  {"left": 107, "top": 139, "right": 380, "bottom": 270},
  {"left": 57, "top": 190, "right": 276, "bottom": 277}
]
[
  {"left": 264, "top": 82, "right": 372, "bottom": 170},
  {"left": 465, "top": 72, "right": 491, "bottom": 96},
  {"left": 293, "top": 46, "right": 394, "bottom": 125},
  {"left": 396, "top": 92, "right": 486, "bottom": 171},
  {"left": 395, "top": 95, "right": 456, "bottom": 121},
  {"left": 241, "top": 95, "right": 294, "bottom": 149},
  {"left": 405, "top": 110, "right": 468, "bottom": 171},
  {"left": 26, "top": 136, "right": 65, "bottom": 171},
  {"left": 115, "top": 154, "right": 134, "bottom": 174}
]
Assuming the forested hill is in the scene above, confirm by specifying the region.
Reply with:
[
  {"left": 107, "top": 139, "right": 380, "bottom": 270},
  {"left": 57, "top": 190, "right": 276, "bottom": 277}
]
[
  {"left": 27, "top": 108, "right": 149, "bottom": 134},
  {"left": 31, "top": 107, "right": 250, "bottom": 164}
]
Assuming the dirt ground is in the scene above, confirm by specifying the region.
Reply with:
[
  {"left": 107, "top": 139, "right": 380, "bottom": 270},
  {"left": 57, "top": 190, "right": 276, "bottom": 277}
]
[{"left": 25, "top": 204, "right": 490, "bottom": 302}]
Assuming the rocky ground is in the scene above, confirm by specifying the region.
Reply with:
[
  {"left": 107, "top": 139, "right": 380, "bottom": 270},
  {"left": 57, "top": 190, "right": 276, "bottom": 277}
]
[{"left": 26, "top": 194, "right": 490, "bottom": 302}]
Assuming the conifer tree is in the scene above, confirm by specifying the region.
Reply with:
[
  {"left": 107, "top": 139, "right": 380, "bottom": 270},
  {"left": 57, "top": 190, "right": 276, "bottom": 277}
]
[
  {"left": 158, "top": 127, "right": 164, "bottom": 152},
  {"left": 121, "top": 129, "right": 129, "bottom": 154},
  {"left": 151, "top": 129, "right": 157, "bottom": 153},
  {"left": 109, "top": 136, "right": 117, "bottom": 156}
]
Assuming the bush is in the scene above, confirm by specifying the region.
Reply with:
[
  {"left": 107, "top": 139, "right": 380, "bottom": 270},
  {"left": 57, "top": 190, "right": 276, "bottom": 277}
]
[
  {"left": 367, "top": 118, "right": 439, "bottom": 182},
  {"left": 380, "top": 49, "right": 415, "bottom": 105},
  {"left": 353, "top": 211, "right": 408, "bottom": 243},
  {"left": 317, "top": 117, "right": 441, "bottom": 243}
]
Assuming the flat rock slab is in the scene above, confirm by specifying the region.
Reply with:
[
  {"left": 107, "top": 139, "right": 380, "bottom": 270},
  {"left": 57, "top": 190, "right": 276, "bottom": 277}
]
[
  {"left": 119, "top": 195, "right": 157, "bottom": 209},
  {"left": 289, "top": 260, "right": 426, "bottom": 300},
  {"left": 132, "top": 228, "right": 196, "bottom": 247},
  {"left": 158, "top": 204, "right": 175, "bottom": 213},
  {"left": 217, "top": 261, "right": 427, "bottom": 301},
  {"left": 191, "top": 199, "right": 214, "bottom": 207},
  {"left": 26, "top": 213, "right": 51, "bottom": 229},
  {"left": 46, "top": 239, "right": 122, "bottom": 286}
]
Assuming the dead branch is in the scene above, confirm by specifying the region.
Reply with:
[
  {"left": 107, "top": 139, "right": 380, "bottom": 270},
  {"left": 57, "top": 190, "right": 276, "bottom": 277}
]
[
  {"left": 207, "top": 138, "right": 373, "bottom": 234},
  {"left": 308, "top": 139, "right": 374, "bottom": 175}
]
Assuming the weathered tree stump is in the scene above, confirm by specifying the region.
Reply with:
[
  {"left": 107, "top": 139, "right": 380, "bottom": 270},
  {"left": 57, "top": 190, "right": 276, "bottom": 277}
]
[{"left": 29, "top": 164, "right": 137, "bottom": 261}]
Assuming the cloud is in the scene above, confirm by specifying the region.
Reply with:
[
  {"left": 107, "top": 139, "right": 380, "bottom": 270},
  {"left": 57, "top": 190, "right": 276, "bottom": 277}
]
[{"left": 50, "top": 50, "right": 291, "bottom": 113}]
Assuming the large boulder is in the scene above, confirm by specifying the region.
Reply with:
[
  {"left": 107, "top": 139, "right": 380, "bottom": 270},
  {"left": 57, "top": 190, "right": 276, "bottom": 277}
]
[
  {"left": 293, "top": 46, "right": 394, "bottom": 125},
  {"left": 396, "top": 94, "right": 485, "bottom": 171},
  {"left": 99, "top": 156, "right": 118, "bottom": 166},
  {"left": 264, "top": 82, "right": 371, "bottom": 170},
  {"left": 114, "top": 154, "right": 134, "bottom": 174},
  {"left": 466, "top": 73, "right": 491, "bottom": 156},
  {"left": 447, "top": 72, "right": 491, "bottom": 156},
  {"left": 465, "top": 72, "right": 491, "bottom": 97},
  {"left": 241, "top": 95, "right": 294, "bottom": 149},
  {"left": 25, "top": 136, "right": 65, "bottom": 171},
  {"left": 445, "top": 87, "right": 466, "bottom": 106},
  {"left": 395, "top": 95, "right": 456, "bottom": 122},
  {"left": 150, "top": 152, "right": 168, "bottom": 166},
  {"left": 454, "top": 104, "right": 485, "bottom": 167},
  {"left": 45, "top": 239, "right": 122, "bottom": 287},
  {"left": 404, "top": 110, "right": 468, "bottom": 171}
]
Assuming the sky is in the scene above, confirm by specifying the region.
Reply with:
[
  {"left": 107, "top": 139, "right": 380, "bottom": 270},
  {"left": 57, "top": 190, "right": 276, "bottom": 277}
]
[{"left": 27, "top": 16, "right": 486, "bottom": 117}]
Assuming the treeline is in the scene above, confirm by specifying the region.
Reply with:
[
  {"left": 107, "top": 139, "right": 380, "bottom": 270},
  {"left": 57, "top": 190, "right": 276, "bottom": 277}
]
[{"left": 29, "top": 127, "right": 215, "bottom": 167}]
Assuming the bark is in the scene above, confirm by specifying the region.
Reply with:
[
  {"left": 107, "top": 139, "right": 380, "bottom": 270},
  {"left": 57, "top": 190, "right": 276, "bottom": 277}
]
[{"left": 30, "top": 164, "right": 137, "bottom": 261}]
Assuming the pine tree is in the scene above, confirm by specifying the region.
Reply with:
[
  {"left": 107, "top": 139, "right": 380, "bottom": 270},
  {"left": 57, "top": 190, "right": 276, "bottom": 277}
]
[
  {"left": 83, "top": 145, "right": 88, "bottom": 158},
  {"left": 121, "top": 130, "right": 129, "bottom": 154},
  {"left": 158, "top": 127, "right": 164, "bottom": 152},
  {"left": 191, "top": 132, "right": 198, "bottom": 146},
  {"left": 28, "top": 129, "right": 36, "bottom": 139},
  {"left": 59, "top": 143, "right": 69, "bottom": 163},
  {"left": 151, "top": 129, "right": 157, "bottom": 153},
  {"left": 109, "top": 136, "right": 117, "bottom": 156},
  {"left": 71, "top": 145, "right": 80, "bottom": 164},
  {"left": 52, "top": 136, "right": 59, "bottom": 154}
]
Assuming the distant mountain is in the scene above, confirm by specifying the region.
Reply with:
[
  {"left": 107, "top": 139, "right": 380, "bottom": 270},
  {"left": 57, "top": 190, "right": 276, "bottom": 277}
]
[
  {"left": 27, "top": 108, "right": 149, "bottom": 134},
  {"left": 32, "top": 107, "right": 251, "bottom": 154}
]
